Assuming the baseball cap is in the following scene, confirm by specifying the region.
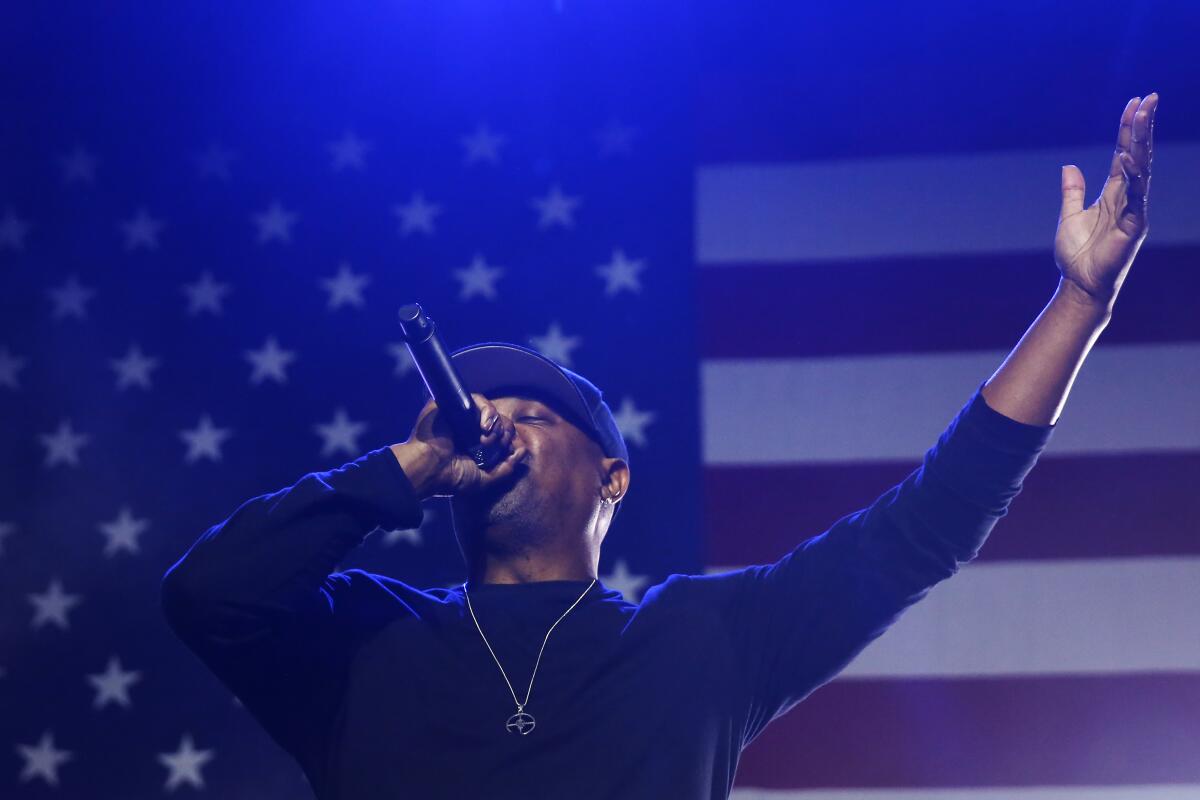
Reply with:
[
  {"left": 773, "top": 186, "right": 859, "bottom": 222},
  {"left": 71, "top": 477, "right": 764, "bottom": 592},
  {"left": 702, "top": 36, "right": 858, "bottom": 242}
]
[{"left": 449, "top": 341, "right": 629, "bottom": 518}]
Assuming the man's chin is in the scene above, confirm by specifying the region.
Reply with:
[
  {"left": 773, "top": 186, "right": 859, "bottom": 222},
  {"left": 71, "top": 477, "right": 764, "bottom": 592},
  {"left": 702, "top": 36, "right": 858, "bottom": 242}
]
[
  {"left": 460, "top": 465, "right": 529, "bottom": 516},
  {"left": 484, "top": 462, "right": 530, "bottom": 497}
]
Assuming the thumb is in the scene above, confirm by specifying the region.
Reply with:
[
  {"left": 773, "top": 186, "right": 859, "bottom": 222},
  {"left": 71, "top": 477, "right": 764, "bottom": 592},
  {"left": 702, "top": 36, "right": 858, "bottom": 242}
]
[
  {"left": 476, "top": 438, "right": 529, "bottom": 489},
  {"left": 1060, "top": 164, "right": 1086, "bottom": 219}
]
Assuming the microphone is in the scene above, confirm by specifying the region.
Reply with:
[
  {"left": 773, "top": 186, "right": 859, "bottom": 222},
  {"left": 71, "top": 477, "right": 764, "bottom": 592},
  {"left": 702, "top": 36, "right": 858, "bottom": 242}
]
[{"left": 397, "top": 303, "right": 507, "bottom": 471}]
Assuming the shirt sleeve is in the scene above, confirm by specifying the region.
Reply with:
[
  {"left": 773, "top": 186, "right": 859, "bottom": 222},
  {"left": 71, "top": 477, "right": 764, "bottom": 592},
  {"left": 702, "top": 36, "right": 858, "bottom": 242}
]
[
  {"left": 159, "top": 445, "right": 425, "bottom": 767},
  {"left": 678, "top": 381, "right": 1055, "bottom": 747}
]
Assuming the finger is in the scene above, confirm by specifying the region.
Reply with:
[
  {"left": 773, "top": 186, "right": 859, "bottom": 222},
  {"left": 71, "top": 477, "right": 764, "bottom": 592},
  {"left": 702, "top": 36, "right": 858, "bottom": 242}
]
[
  {"left": 480, "top": 413, "right": 498, "bottom": 439},
  {"left": 483, "top": 443, "right": 528, "bottom": 480},
  {"left": 1109, "top": 97, "right": 1140, "bottom": 179},
  {"left": 1128, "top": 95, "right": 1154, "bottom": 181},
  {"left": 1119, "top": 151, "right": 1149, "bottom": 221},
  {"left": 495, "top": 417, "right": 515, "bottom": 449},
  {"left": 1060, "top": 164, "right": 1086, "bottom": 219},
  {"left": 475, "top": 394, "right": 497, "bottom": 428},
  {"left": 480, "top": 414, "right": 505, "bottom": 446},
  {"left": 1142, "top": 92, "right": 1158, "bottom": 170},
  {"left": 1120, "top": 149, "right": 1148, "bottom": 197}
]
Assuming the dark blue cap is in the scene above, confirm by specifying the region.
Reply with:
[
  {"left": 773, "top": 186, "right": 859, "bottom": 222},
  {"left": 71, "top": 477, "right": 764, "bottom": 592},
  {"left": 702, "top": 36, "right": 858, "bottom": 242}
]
[{"left": 449, "top": 341, "right": 629, "bottom": 518}]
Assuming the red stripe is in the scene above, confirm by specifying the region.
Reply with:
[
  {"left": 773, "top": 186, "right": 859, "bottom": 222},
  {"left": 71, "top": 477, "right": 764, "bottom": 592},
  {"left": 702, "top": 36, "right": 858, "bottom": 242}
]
[
  {"left": 735, "top": 673, "right": 1200, "bottom": 789},
  {"left": 704, "top": 452, "right": 1200, "bottom": 565},
  {"left": 697, "top": 246, "right": 1200, "bottom": 359}
]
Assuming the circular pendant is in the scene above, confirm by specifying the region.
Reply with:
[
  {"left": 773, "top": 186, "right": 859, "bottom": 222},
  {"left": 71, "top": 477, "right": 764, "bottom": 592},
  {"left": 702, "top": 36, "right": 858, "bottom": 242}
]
[{"left": 506, "top": 711, "right": 536, "bottom": 735}]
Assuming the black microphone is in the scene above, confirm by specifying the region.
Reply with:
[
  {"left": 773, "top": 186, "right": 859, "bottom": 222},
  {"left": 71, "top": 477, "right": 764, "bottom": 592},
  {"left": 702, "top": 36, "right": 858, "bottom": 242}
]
[{"left": 397, "top": 303, "right": 506, "bottom": 471}]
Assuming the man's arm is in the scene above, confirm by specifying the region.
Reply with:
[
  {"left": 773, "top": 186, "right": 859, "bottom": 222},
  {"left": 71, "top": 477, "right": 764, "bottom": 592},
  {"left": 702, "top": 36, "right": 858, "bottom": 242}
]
[
  {"left": 680, "top": 382, "right": 1055, "bottom": 747},
  {"left": 982, "top": 93, "right": 1157, "bottom": 425},
  {"left": 159, "top": 445, "right": 428, "bottom": 765},
  {"left": 160, "top": 445, "right": 425, "bottom": 629},
  {"left": 680, "top": 95, "right": 1159, "bottom": 747}
]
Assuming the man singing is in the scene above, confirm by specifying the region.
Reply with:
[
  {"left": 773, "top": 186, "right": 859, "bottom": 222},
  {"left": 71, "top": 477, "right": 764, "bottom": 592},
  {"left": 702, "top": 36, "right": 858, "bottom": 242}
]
[{"left": 162, "top": 94, "right": 1157, "bottom": 799}]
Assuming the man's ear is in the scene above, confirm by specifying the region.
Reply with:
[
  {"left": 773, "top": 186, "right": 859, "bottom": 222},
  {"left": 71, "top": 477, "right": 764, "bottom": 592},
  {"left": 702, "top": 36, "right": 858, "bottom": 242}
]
[{"left": 600, "top": 457, "right": 630, "bottom": 504}]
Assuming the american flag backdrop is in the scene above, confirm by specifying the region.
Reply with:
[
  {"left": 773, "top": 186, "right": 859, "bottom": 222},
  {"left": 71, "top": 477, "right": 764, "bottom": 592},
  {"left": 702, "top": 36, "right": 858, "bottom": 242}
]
[
  {"left": 1, "top": 3, "right": 700, "bottom": 797},
  {"left": 3, "top": 2, "right": 1199, "bottom": 799},
  {"left": 696, "top": 4, "right": 1200, "bottom": 799}
]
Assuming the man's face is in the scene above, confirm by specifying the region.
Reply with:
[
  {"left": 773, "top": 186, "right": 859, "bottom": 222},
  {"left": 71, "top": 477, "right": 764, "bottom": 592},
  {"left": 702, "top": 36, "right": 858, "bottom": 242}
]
[{"left": 450, "top": 390, "right": 608, "bottom": 540}]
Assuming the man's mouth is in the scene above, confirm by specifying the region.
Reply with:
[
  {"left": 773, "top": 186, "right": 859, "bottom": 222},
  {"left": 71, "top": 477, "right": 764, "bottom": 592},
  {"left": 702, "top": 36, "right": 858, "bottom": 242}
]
[{"left": 480, "top": 459, "right": 530, "bottom": 499}]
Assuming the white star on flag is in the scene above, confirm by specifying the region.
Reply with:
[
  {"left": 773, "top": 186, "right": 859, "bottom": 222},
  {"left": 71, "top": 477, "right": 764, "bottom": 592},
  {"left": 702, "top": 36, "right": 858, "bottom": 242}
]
[
  {"left": 60, "top": 146, "right": 98, "bottom": 183},
  {"left": 39, "top": 419, "right": 89, "bottom": 467},
  {"left": 194, "top": 143, "right": 235, "bottom": 180},
  {"left": 16, "top": 731, "right": 72, "bottom": 786},
  {"left": 245, "top": 336, "right": 297, "bottom": 384},
  {"left": 0, "top": 207, "right": 31, "bottom": 250},
  {"left": 381, "top": 525, "right": 424, "bottom": 547},
  {"left": 393, "top": 192, "right": 441, "bottom": 235},
  {"left": 180, "top": 414, "right": 232, "bottom": 463},
  {"left": 602, "top": 558, "right": 653, "bottom": 603},
  {"left": 120, "top": 208, "right": 163, "bottom": 250},
  {"left": 110, "top": 344, "right": 160, "bottom": 390},
  {"left": 329, "top": 130, "right": 371, "bottom": 170},
  {"left": 611, "top": 396, "right": 656, "bottom": 448},
  {"left": 595, "top": 118, "right": 637, "bottom": 156},
  {"left": 531, "top": 184, "right": 581, "bottom": 229},
  {"left": 182, "top": 271, "right": 231, "bottom": 316},
  {"left": 87, "top": 656, "right": 142, "bottom": 709},
  {"left": 461, "top": 124, "right": 505, "bottom": 165},
  {"left": 314, "top": 408, "right": 368, "bottom": 457},
  {"left": 253, "top": 201, "right": 298, "bottom": 244},
  {"left": 372, "top": 506, "right": 434, "bottom": 548},
  {"left": 0, "top": 347, "right": 27, "bottom": 389},
  {"left": 157, "top": 734, "right": 214, "bottom": 791},
  {"left": 453, "top": 253, "right": 505, "bottom": 300},
  {"left": 530, "top": 321, "right": 581, "bottom": 366},
  {"left": 596, "top": 248, "right": 646, "bottom": 296},
  {"left": 387, "top": 342, "right": 417, "bottom": 378},
  {"left": 0, "top": 521, "right": 14, "bottom": 556},
  {"left": 99, "top": 506, "right": 150, "bottom": 557},
  {"left": 48, "top": 275, "right": 95, "bottom": 320},
  {"left": 28, "top": 578, "right": 82, "bottom": 630},
  {"left": 320, "top": 262, "right": 371, "bottom": 309}
]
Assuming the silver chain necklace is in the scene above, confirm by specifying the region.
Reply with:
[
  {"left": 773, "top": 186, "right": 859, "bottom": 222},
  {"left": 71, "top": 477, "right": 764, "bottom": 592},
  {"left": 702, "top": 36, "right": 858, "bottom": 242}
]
[{"left": 463, "top": 577, "right": 597, "bottom": 735}]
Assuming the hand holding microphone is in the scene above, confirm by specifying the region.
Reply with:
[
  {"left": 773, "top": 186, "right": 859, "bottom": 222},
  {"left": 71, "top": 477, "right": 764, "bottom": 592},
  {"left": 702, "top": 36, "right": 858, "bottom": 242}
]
[
  {"left": 392, "top": 393, "right": 528, "bottom": 499},
  {"left": 390, "top": 302, "right": 528, "bottom": 499}
]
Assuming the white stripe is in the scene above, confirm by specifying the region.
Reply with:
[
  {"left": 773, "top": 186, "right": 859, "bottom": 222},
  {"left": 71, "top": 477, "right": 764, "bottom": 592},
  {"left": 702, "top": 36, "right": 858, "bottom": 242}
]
[
  {"left": 701, "top": 342, "right": 1200, "bottom": 465},
  {"left": 697, "top": 143, "right": 1200, "bottom": 264},
  {"left": 705, "top": 557, "right": 1200, "bottom": 677},
  {"left": 730, "top": 786, "right": 1200, "bottom": 800}
]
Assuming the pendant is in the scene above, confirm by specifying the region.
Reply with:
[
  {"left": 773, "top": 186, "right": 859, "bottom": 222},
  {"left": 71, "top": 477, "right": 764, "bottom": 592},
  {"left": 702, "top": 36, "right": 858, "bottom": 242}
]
[{"left": 506, "top": 710, "right": 536, "bottom": 735}]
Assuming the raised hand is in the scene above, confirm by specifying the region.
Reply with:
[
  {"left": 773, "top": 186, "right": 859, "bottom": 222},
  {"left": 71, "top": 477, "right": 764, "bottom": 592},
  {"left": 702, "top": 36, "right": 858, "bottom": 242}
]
[{"left": 1055, "top": 93, "right": 1158, "bottom": 310}]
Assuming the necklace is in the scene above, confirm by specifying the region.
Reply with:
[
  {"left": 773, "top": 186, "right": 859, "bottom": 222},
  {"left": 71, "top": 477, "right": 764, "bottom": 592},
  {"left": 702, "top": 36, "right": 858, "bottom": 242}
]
[{"left": 463, "top": 577, "right": 597, "bottom": 735}]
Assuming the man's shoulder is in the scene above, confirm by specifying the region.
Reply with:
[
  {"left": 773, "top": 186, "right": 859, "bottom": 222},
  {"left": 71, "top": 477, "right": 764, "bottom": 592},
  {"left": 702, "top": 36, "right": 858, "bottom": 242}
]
[{"left": 638, "top": 567, "right": 758, "bottom": 608}]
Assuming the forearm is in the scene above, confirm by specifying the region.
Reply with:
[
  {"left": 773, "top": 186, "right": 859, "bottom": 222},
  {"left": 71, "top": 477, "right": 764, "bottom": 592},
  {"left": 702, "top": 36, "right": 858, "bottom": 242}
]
[
  {"left": 162, "top": 446, "right": 422, "bottom": 626},
  {"left": 389, "top": 440, "right": 441, "bottom": 500},
  {"left": 980, "top": 276, "right": 1113, "bottom": 426}
]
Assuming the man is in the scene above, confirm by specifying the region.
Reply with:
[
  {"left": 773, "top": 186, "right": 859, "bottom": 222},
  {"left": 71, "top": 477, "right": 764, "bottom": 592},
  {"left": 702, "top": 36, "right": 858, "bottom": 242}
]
[{"left": 161, "top": 93, "right": 1157, "bottom": 799}]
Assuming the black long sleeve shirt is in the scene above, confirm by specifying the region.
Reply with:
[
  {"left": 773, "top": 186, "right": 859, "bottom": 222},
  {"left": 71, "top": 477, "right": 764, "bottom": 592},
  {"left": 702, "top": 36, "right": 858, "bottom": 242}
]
[{"left": 160, "top": 383, "right": 1054, "bottom": 799}]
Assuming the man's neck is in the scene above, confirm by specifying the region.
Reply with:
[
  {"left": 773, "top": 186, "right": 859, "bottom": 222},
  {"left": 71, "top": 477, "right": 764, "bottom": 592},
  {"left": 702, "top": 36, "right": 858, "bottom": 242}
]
[{"left": 468, "top": 557, "right": 596, "bottom": 585}]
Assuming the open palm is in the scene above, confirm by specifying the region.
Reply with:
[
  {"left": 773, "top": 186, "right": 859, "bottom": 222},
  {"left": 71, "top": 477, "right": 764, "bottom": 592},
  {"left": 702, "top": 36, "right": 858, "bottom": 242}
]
[{"left": 1055, "top": 94, "right": 1158, "bottom": 306}]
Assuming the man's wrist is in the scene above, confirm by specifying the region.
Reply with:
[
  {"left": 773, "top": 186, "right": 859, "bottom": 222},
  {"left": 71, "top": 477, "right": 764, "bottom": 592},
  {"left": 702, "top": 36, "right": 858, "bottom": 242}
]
[
  {"left": 1054, "top": 276, "right": 1115, "bottom": 326},
  {"left": 389, "top": 441, "right": 441, "bottom": 501}
]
